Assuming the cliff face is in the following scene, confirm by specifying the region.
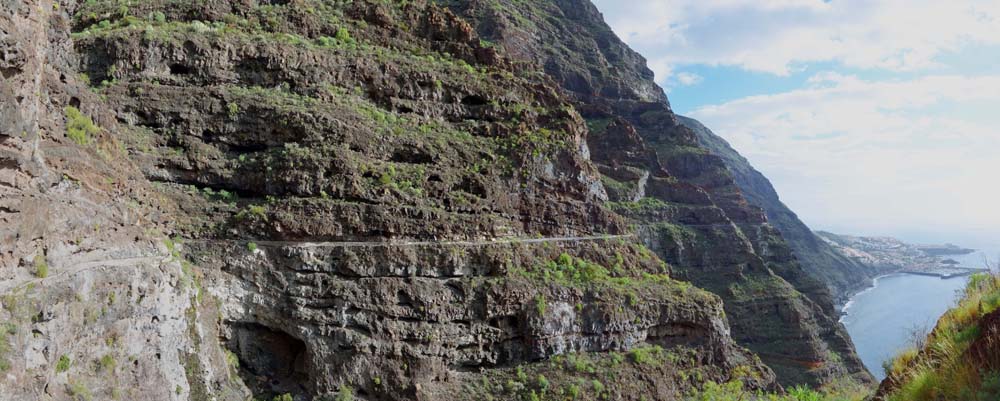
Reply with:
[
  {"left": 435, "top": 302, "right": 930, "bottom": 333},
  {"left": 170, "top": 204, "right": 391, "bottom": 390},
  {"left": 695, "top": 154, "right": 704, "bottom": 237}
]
[
  {"left": 678, "top": 116, "right": 879, "bottom": 303},
  {"left": 0, "top": 1, "right": 237, "bottom": 400},
  {"left": 1, "top": 1, "right": 778, "bottom": 401},
  {"left": 438, "top": 0, "right": 871, "bottom": 387}
]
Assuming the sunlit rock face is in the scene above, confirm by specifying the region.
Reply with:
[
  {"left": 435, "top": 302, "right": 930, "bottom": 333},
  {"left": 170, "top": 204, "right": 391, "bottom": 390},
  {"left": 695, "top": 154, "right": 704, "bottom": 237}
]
[
  {"left": 1, "top": 1, "right": 771, "bottom": 400},
  {"left": 679, "top": 116, "right": 882, "bottom": 306},
  {"left": 2, "top": 0, "right": 873, "bottom": 399},
  {"left": 441, "top": 0, "right": 872, "bottom": 387}
]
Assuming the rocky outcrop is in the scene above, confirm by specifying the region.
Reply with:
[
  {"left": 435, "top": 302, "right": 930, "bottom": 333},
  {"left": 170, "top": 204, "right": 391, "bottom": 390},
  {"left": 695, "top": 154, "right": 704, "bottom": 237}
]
[
  {"left": 441, "top": 0, "right": 668, "bottom": 106},
  {"left": 678, "top": 116, "right": 879, "bottom": 304},
  {"left": 192, "top": 238, "right": 772, "bottom": 400},
  {"left": 1, "top": 1, "right": 780, "bottom": 400},
  {"left": 0, "top": 1, "right": 238, "bottom": 400},
  {"left": 440, "top": 0, "right": 872, "bottom": 387}
]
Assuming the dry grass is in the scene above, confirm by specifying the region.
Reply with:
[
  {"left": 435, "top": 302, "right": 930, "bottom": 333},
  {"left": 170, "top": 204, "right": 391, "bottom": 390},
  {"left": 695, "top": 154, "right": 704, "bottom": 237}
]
[{"left": 884, "top": 272, "right": 1000, "bottom": 401}]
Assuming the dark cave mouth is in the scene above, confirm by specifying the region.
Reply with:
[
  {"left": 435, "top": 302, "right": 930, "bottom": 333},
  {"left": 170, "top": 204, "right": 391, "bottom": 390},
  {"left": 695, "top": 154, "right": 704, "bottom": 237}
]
[{"left": 226, "top": 322, "right": 311, "bottom": 399}]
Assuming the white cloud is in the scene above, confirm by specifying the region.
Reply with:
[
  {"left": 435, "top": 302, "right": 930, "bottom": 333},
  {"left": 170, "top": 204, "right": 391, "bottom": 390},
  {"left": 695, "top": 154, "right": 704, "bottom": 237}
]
[
  {"left": 675, "top": 72, "right": 704, "bottom": 86},
  {"left": 593, "top": 0, "right": 1000, "bottom": 81},
  {"left": 589, "top": 0, "right": 1000, "bottom": 243},
  {"left": 688, "top": 74, "right": 1000, "bottom": 242}
]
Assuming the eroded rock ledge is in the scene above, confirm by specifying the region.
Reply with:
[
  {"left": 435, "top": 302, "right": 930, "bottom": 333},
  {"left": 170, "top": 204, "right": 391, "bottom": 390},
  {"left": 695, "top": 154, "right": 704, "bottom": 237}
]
[{"left": 1, "top": 0, "right": 869, "bottom": 400}]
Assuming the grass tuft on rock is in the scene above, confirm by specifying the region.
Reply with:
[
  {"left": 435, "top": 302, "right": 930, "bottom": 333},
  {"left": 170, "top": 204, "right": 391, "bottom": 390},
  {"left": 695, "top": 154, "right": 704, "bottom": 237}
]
[
  {"left": 33, "top": 254, "right": 48, "bottom": 278},
  {"left": 56, "top": 354, "right": 71, "bottom": 373},
  {"left": 65, "top": 106, "right": 100, "bottom": 145}
]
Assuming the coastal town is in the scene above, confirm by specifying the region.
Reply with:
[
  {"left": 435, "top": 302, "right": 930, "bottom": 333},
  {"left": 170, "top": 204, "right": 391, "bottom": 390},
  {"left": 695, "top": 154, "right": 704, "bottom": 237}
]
[{"left": 817, "top": 232, "right": 985, "bottom": 278}]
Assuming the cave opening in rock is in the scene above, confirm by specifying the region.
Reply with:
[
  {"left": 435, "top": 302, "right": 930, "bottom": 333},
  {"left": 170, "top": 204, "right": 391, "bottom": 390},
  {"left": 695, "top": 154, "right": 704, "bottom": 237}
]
[
  {"left": 169, "top": 63, "right": 192, "bottom": 75},
  {"left": 227, "top": 322, "right": 311, "bottom": 399},
  {"left": 460, "top": 95, "right": 488, "bottom": 106}
]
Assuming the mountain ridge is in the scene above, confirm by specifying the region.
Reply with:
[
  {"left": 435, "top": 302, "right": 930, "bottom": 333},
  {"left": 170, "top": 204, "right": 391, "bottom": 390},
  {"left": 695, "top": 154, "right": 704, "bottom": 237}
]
[
  {"left": 439, "top": 0, "right": 871, "bottom": 387},
  {"left": 0, "top": 0, "right": 879, "bottom": 399},
  {"left": 677, "top": 116, "right": 883, "bottom": 305}
]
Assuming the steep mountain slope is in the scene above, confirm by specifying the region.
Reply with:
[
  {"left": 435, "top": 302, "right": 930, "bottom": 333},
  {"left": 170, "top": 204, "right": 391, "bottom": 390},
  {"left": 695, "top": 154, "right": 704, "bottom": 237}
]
[
  {"left": 438, "top": 0, "right": 871, "bottom": 387},
  {"left": 0, "top": 2, "right": 238, "bottom": 400},
  {"left": 2, "top": 1, "right": 778, "bottom": 400},
  {"left": 678, "top": 116, "right": 879, "bottom": 303}
]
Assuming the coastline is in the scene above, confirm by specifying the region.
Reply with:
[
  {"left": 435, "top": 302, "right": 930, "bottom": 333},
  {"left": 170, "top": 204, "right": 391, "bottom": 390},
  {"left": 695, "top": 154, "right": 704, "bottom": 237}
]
[
  {"left": 839, "top": 272, "right": 900, "bottom": 323},
  {"left": 903, "top": 268, "right": 988, "bottom": 279},
  {"left": 838, "top": 268, "right": 986, "bottom": 323}
]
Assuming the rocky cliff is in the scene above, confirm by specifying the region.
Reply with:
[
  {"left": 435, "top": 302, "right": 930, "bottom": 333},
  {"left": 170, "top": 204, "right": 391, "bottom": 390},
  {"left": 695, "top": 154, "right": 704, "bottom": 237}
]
[
  {"left": 1, "top": 1, "right": 776, "bottom": 400},
  {"left": 438, "top": 0, "right": 870, "bottom": 387},
  {"left": 678, "top": 116, "right": 879, "bottom": 304},
  {"left": 0, "top": 1, "right": 239, "bottom": 400},
  {"left": 1, "top": 0, "right": 876, "bottom": 400}
]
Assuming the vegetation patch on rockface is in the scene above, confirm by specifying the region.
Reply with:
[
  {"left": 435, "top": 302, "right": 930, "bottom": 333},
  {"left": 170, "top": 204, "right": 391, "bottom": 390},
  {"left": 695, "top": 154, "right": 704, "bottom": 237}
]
[
  {"left": 64, "top": 106, "right": 100, "bottom": 145},
  {"left": 458, "top": 346, "right": 717, "bottom": 401},
  {"left": 685, "top": 376, "right": 869, "bottom": 401},
  {"left": 41, "top": 0, "right": 877, "bottom": 400},
  {"left": 75, "top": 0, "right": 611, "bottom": 242}
]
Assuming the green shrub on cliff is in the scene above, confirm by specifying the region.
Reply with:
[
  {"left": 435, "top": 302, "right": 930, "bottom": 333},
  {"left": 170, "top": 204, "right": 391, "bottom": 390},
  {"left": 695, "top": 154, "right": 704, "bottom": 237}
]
[
  {"left": 514, "top": 252, "right": 678, "bottom": 296},
  {"left": 334, "top": 386, "right": 354, "bottom": 401},
  {"left": 628, "top": 345, "right": 664, "bottom": 365},
  {"left": 236, "top": 204, "right": 267, "bottom": 221},
  {"left": 98, "top": 354, "right": 116, "bottom": 372},
  {"left": 335, "top": 27, "right": 352, "bottom": 42},
  {"left": 536, "top": 374, "right": 550, "bottom": 392},
  {"left": 65, "top": 106, "right": 100, "bottom": 145},
  {"left": 591, "top": 379, "right": 604, "bottom": 395},
  {"left": 151, "top": 11, "right": 166, "bottom": 23},
  {"left": 33, "top": 254, "right": 48, "bottom": 278},
  {"left": 56, "top": 354, "right": 71, "bottom": 373},
  {"left": 685, "top": 379, "right": 862, "bottom": 401},
  {"left": 534, "top": 294, "right": 546, "bottom": 315},
  {"left": 0, "top": 323, "right": 15, "bottom": 372},
  {"left": 606, "top": 197, "right": 669, "bottom": 213},
  {"left": 67, "top": 379, "right": 93, "bottom": 401}
]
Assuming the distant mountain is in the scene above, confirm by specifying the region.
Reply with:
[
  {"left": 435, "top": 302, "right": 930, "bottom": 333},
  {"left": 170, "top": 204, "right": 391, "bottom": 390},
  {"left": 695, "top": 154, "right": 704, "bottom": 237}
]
[{"left": 679, "top": 116, "right": 880, "bottom": 303}]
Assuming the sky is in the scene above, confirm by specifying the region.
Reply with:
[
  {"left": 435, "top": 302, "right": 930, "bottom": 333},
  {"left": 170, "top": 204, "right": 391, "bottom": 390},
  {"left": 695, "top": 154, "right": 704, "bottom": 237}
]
[{"left": 592, "top": 0, "right": 1000, "bottom": 247}]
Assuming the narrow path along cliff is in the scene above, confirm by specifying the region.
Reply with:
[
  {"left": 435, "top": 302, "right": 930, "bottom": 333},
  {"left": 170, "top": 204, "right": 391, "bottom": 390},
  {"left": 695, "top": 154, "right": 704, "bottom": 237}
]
[
  {"left": 192, "top": 234, "right": 636, "bottom": 249},
  {"left": 0, "top": 0, "right": 873, "bottom": 399}
]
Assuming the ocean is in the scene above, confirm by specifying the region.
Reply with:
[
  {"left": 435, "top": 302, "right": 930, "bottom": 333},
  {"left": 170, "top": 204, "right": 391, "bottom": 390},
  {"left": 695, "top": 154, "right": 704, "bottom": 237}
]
[
  {"left": 841, "top": 273, "right": 969, "bottom": 380},
  {"left": 840, "top": 245, "right": 999, "bottom": 380}
]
